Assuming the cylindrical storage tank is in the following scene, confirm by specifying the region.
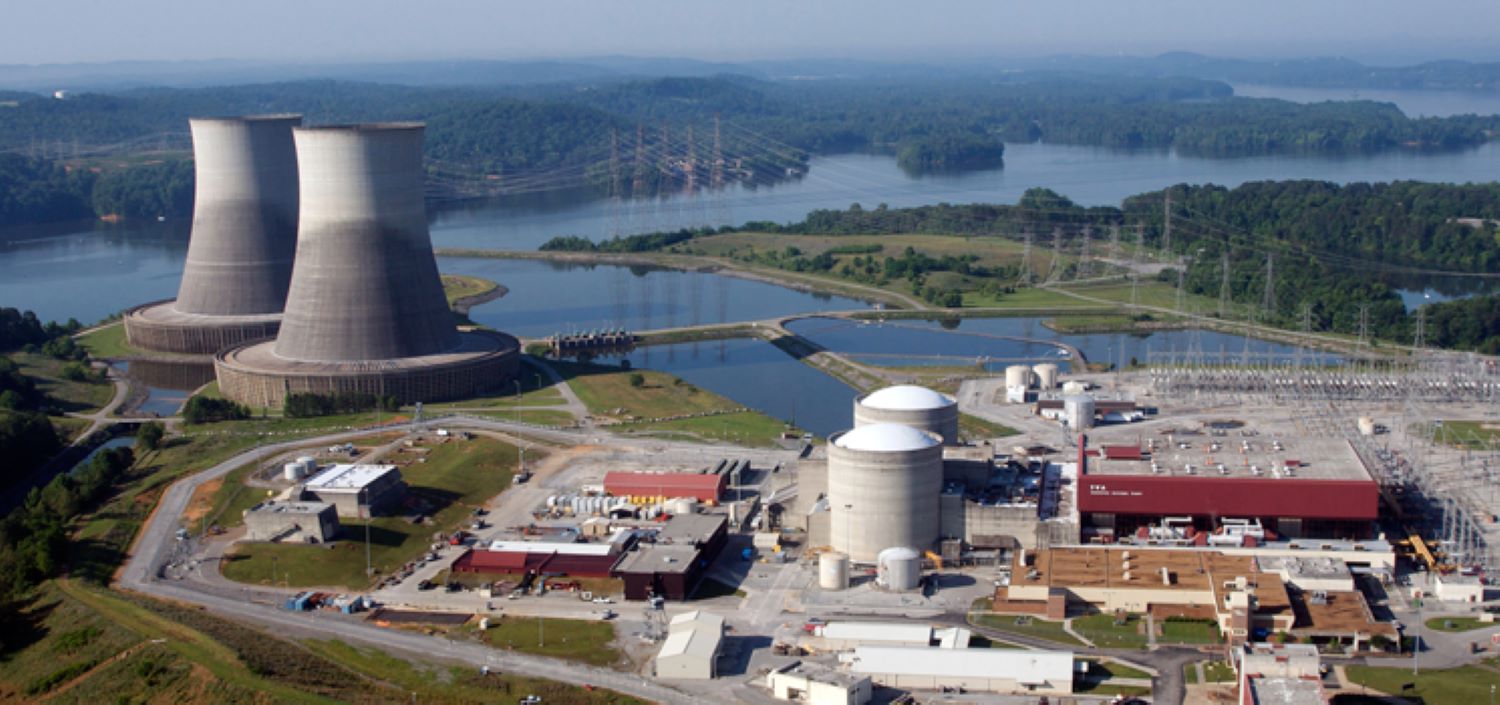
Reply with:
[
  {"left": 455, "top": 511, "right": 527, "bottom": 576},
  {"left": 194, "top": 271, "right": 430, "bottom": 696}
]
[
  {"left": 1033, "top": 363, "right": 1059, "bottom": 390},
  {"left": 1062, "top": 380, "right": 1088, "bottom": 395},
  {"left": 852, "top": 385, "right": 959, "bottom": 445},
  {"left": 668, "top": 497, "right": 698, "bottom": 515},
  {"left": 272, "top": 124, "right": 459, "bottom": 362},
  {"left": 819, "top": 552, "right": 850, "bottom": 591},
  {"left": 876, "top": 547, "right": 922, "bottom": 592},
  {"left": 827, "top": 424, "right": 944, "bottom": 562},
  {"left": 1357, "top": 417, "right": 1376, "bottom": 436},
  {"left": 1005, "top": 364, "right": 1033, "bottom": 389},
  {"left": 1063, "top": 395, "right": 1096, "bottom": 430},
  {"left": 283, "top": 462, "right": 306, "bottom": 481},
  {"left": 174, "top": 115, "right": 302, "bottom": 316}
]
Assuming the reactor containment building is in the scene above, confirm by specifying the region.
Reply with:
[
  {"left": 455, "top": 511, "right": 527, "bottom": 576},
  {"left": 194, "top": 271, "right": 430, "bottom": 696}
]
[
  {"left": 827, "top": 423, "right": 944, "bottom": 562},
  {"left": 124, "top": 115, "right": 302, "bottom": 354},
  {"left": 215, "top": 123, "right": 518, "bottom": 406},
  {"left": 853, "top": 385, "right": 959, "bottom": 445}
]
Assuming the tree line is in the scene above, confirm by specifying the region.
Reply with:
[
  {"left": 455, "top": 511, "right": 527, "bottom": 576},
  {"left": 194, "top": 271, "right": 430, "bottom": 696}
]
[{"left": 0, "top": 445, "right": 133, "bottom": 597}]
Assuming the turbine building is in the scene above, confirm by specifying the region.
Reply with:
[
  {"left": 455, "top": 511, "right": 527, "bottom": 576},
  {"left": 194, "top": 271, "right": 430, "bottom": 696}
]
[
  {"left": 214, "top": 123, "right": 518, "bottom": 407},
  {"left": 124, "top": 115, "right": 302, "bottom": 353}
]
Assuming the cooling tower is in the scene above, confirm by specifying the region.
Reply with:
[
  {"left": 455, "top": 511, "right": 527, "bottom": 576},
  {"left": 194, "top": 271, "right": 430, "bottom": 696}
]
[
  {"left": 272, "top": 123, "right": 458, "bottom": 361},
  {"left": 214, "top": 123, "right": 518, "bottom": 407},
  {"left": 123, "top": 115, "right": 301, "bottom": 354}
]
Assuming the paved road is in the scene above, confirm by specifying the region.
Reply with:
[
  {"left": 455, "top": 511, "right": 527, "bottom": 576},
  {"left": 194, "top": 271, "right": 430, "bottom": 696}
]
[{"left": 117, "top": 415, "right": 725, "bottom": 705}]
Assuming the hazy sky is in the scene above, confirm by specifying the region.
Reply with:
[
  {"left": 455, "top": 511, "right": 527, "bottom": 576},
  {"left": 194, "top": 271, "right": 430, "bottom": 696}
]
[{"left": 5, "top": 0, "right": 1499, "bottom": 65}]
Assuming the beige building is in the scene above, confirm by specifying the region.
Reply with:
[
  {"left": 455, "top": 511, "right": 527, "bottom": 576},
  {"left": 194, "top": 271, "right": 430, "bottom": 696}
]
[
  {"left": 767, "top": 662, "right": 872, "bottom": 705},
  {"left": 654, "top": 610, "right": 724, "bottom": 680},
  {"left": 845, "top": 647, "right": 1074, "bottom": 696}
]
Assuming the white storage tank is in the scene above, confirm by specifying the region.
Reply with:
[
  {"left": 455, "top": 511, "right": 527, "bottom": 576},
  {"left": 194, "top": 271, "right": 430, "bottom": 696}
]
[
  {"left": 1033, "top": 363, "right": 1059, "bottom": 390},
  {"left": 668, "top": 497, "right": 699, "bottom": 515},
  {"left": 876, "top": 547, "right": 922, "bottom": 592},
  {"left": 819, "top": 552, "right": 850, "bottom": 591},
  {"left": 1005, "top": 364, "right": 1034, "bottom": 389},
  {"left": 828, "top": 424, "right": 944, "bottom": 562},
  {"left": 1062, "top": 380, "right": 1088, "bottom": 395},
  {"left": 283, "top": 462, "right": 306, "bottom": 481},
  {"left": 1357, "top": 417, "right": 1376, "bottom": 436},
  {"left": 1063, "top": 395, "right": 1096, "bottom": 430},
  {"left": 852, "top": 385, "right": 959, "bottom": 445}
]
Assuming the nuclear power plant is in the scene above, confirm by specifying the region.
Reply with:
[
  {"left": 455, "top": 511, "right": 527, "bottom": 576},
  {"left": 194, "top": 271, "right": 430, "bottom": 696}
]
[
  {"left": 852, "top": 385, "right": 958, "bottom": 445},
  {"left": 214, "top": 123, "right": 518, "bottom": 407},
  {"left": 124, "top": 115, "right": 302, "bottom": 354}
]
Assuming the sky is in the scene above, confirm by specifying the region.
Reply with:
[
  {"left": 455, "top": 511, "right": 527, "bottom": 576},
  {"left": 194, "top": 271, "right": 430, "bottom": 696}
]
[{"left": 4, "top": 0, "right": 1499, "bottom": 66}]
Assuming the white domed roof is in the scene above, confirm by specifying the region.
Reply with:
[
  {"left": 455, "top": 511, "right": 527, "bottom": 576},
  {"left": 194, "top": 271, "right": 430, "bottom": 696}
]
[
  {"left": 835, "top": 423, "right": 941, "bottom": 452},
  {"left": 860, "top": 385, "right": 954, "bottom": 411}
]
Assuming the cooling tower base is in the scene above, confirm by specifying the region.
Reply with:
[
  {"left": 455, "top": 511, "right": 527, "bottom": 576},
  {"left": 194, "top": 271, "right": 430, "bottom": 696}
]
[
  {"left": 214, "top": 329, "right": 520, "bottom": 408},
  {"left": 124, "top": 300, "right": 283, "bottom": 355}
]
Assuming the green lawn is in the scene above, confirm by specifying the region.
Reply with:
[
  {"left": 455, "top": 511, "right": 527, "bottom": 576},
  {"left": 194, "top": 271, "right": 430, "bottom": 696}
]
[
  {"left": 75, "top": 323, "right": 139, "bottom": 359},
  {"left": 553, "top": 359, "right": 749, "bottom": 419},
  {"left": 958, "top": 412, "right": 1019, "bottom": 441},
  {"left": 1346, "top": 661, "right": 1500, "bottom": 702},
  {"left": 441, "top": 273, "right": 499, "bottom": 307},
  {"left": 475, "top": 616, "right": 622, "bottom": 667},
  {"left": 1073, "top": 613, "right": 1151, "bottom": 649},
  {"left": 1434, "top": 421, "right": 1500, "bottom": 451},
  {"left": 617, "top": 411, "right": 795, "bottom": 448},
  {"left": 223, "top": 438, "right": 518, "bottom": 589},
  {"left": 1183, "top": 663, "right": 1199, "bottom": 685},
  {"left": 969, "top": 600, "right": 1085, "bottom": 646},
  {"left": 419, "top": 361, "right": 566, "bottom": 409},
  {"left": 1160, "top": 619, "right": 1222, "bottom": 644},
  {"left": 1203, "top": 660, "right": 1236, "bottom": 683},
  {"left": 1425, "top": 616, "right": 1496, "bottom": 632}
]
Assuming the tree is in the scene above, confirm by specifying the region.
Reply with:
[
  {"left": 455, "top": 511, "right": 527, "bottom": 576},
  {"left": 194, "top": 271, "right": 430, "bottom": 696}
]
[
  {"left": 627, "top": 373, "right": 646, "bottom": 389},
  {"left": 136, "top": 421, "right": 165, "bottom": 452}
]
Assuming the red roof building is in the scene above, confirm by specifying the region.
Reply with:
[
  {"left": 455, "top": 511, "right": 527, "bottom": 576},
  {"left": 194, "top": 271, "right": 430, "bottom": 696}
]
[{"left": 604, "top": 471, "right": 726, "bottom": 502}]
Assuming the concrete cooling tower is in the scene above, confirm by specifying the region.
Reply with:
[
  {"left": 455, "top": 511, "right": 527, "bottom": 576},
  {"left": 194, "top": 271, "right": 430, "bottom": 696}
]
[
  {"left": 214, "top": 123, "right": 518, "bottom": 407},
  {"left": 124, "top": 115, "right": 302, "bottom": 354},
  {"left": 827, "top": 423, "right": 944, "bottom": 562},
  {"left": 853, "top": 385, "right": 959, "bottom": 445}
]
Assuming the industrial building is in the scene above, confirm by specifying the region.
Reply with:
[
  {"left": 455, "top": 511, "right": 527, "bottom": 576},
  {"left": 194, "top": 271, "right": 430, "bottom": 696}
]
[
  {"left": 613, "top": 513, "right": 729, "bottom": 600},
  {"left": 300, "top": 464, "right": 406, "bottom": 518},
  {"left": 214, "top": 123, "right": 519, "bottom": 407},
  {"left": 852, "top": 385, "right": 958, "bottom": 445},
  {"left": 450, "top": 532, "right": 635, "bottom": 578},
  {"left": 1075, "top": 435, "right": 1380, "bottom": 541},
  {"left": 1234, "top": 643, "right": 1325, "bottom": 705},
  {"left": 766, "top": 662, "right": 872, "bottom": 705},
  {"left": 1000, "top": 545, "right": 1397, "bottom": 648},
  {"left": 844, "top": 647, "right": 1075, "bottom": 695},
  {"left": 808, "top": 622, "right": 972, "bottom": 650},
  {"left": 654, "top": 610, "right": 724, "bottom": 680},
  {"left": 125, "top": 115, "right": 301, "bottom": 354},
  {"left": 242, "top": 500, "right": 339, "bottom": 543},
  {"left": 827, "top": 424, "right": 944, "bottom": 562},
  {"left": 604, "top": 471, "right": 727, "bottom": 503}
]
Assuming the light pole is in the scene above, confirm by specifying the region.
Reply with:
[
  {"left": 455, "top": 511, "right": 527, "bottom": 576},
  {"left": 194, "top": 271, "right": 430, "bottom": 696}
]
[{"left": 365, "top": 514, "right": 373, "bottom": 580}]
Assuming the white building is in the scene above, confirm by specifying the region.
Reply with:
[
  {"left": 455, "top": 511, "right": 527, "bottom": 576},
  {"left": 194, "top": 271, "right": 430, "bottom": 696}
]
[
  {"left": 301, "top": 464, "right": 406, "bottom": 517},
  {"left": 655, "top": 610, "right": 724, "bottom": 680},
  {"left": 1434, "top": 573, "right": 1486, "bottom": 603},
  {"left": 1235, "top": 643, "right": 1324, "bottom": 705},
  {"left": 767, "top": 662, "right": 872, "bottom": 705},
  {"left": 814, "top": 622, "right": 934, "bottom": 650},
  {"left": 845, "top": 647, "right": 1074, "bottom": 695}
]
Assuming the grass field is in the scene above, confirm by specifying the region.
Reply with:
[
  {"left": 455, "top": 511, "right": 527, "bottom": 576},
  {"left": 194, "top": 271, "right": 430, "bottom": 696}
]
[
  {"left": 1073, "top": 613, "right": 1151, "bottom": 649},
  {"left": 1202, "top": 660, "right": 1236, "bottom": 683},
  {"left": 969, "top": 600, "right": 1085, "bottom": 646},
  {"left": 1346, "top": 660, "right": 1500, "bottom": 702},
  {"left": 75, "top": 323, "right": 138, "bottom": 359},
  {"left": 553, "top": 359, "right": 760, "bottom": 423},
  {"left": 1160, "top": 619, "right": 1222, "bottom": 644},
  {"left": 959, "top": 412, "right": 1019, "bottom": 440},
  {"left": 475, "top": 616, "right": 622, "bottom": 667},
  {"left": 1425, "top": 616, "right": 1495, "bottom": 632},
  {"left": 617, "top": 411, "right": 794, "bottom": 448},
  {"left": 442, "top": 273, "right": 500, "bottom": 306},
  {"left": 11, "top": 351, "right": 115, "bottom": 412},
  {"left": 1434, "top": 421, "right": 1500, "bottom": 450},
  {"left": 223, "top": 437, "right": 518, "bottom": 589}
]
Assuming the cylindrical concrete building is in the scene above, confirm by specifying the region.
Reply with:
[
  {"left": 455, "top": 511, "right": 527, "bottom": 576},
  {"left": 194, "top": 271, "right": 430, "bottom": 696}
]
[
  {"left": 876, "top": 547, "right": 922, "bottom": 592},
  {"left": 215, "top": 123, "right": 518, "bottom": 407},
  {"left": 819, "top": 552, "right": 850, "bottom": 591},
  {"left": 1033, "top": 363, "right": 1059, "bottom": 390},
  {"left": 852, "top": 385, "right": 958, "bottom": 445},
  {"left": 827, "top": 423, "right": 943, "bottom": 563},
  {"left": 1063, "top": 395, "right": 1095, "bottom": 430},
  {"left": 1005, "top": 365, "right": 1033, "bottom": 389},
  {"left": 124, "top": 115, "right": 302, "bottom": 354}
]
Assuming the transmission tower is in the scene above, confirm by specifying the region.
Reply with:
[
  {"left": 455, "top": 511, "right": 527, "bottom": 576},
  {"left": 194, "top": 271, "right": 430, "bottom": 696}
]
[
  {"left": 1162, "top": 191, "right": 1172, "bottom": 257},
  {"left": 1218, "top": 251, "right": 1232, "bottom": 318},
  {"left": 683, "top": 125, "right": 697, "bottom": 195},
  {"left": 1045, "top": 227, "right": 1063, "bottom": 283},
  {"left": 1019, "top": 228, "right": 1034, "bottom": 284},
  {"left": 1357, "top": 303, "right": 1371, "bottom": 349},
  {"left": 608, "top": 129, "right": 623, "bottom": 238},
  {"left": 1414, "top": 306, "right": 1427, "bottom": 350},
  {"left": 1078, "top": 226, "right": 1093, "bottom": 279},
  {"left": 1260, "top": 253, "right": 1276, "bottom": 316},
  {"left": 1175, "top": 267, "right": 1186, "bottom": 313},
  {"left": 631, "top": 124, "right": 648, "bottom": 196},
  {"left": 711, "top": 113, "right": 725, "bottom": 190},
  {"left": 1108, "top": 224, "right": 1121, "bottom": 269}
]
